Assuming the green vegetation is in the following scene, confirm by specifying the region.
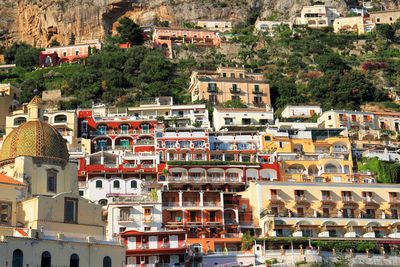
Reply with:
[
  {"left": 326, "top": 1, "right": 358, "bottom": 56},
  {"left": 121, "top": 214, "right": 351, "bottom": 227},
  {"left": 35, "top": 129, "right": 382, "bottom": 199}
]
[
  {"left": 116, "top": 17, "right": 146, "bottom": 46},
  {"left": 241, "top": 232, "right": 254, "bottom": 250},
  {"left": 358, "top": 157, "right": 400, "bottom": 183},
  {"left": 311, "top": 240, "right": 377, "bottom": 253}
]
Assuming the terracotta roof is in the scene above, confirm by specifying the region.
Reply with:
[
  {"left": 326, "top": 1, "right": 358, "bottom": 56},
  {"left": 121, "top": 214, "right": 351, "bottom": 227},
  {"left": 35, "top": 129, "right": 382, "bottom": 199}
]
[
  {"left": 0, "top": 173, "right": 25, "bottom": 186},
  {"left": 214, "top": 107, "right": 267, "bottom": 112},
  {"left": 373, "top": 112, "right": 400, "bottom": 116}
]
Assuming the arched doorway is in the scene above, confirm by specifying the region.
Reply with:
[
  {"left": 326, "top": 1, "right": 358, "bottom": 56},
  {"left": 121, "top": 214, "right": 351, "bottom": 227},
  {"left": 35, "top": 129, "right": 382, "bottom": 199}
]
[
  {"left": 41, "top": 251, "right": 51, "bottom": 267},
  {"left": 70, "top": 254, "right": 79, "bottom": 267},
  {"left": 12, "top": 249, "right": 23, "bottom": 267},
  {"left": 103, "top": 256, "right": 112, "bottom": 267}
]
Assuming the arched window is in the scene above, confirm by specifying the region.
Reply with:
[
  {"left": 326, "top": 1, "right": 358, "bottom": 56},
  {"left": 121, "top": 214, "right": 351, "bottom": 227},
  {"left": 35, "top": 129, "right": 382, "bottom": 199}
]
[
  {"left": 41, "top": 251, "right": 51, "bottom": 267},
  {"left": 113, "top": 180, "right": 120, "bottom": 188},
  {"left": 131, "top": 180, "right": 137, "bottom": 189},
  {"left": 98, "top": 199, "right": 108, "bottom": 206},
  {"left": 96, "top": 180, "right": 103, "bottom": 188},
  {"left": 103, "top": 256, "right": 112, "bottom": 267},
  {"left": 70, "top": 254, "right": 79, "bottom": 267},
  {"left": 12, "top": 249, "right": 23, "bottom": 267}
]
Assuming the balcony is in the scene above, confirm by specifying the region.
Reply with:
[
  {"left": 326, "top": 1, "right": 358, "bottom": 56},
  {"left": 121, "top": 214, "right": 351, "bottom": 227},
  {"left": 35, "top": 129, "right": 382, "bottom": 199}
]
[
  {"left": 182, "top": 202, "right": 200, "bottom": 207},
  {"left": 389, "top": 198, "right": 400, "bottom": 205},
  {"left": 206, "top": 221, "right": 223, "bottom": 226},
  {"left": 332, "top": 148, "right": 349, "bottom": 153},
  {"left": 362, "top": 197, "right": 376, "bottom": 204},
  {"left": 104, "top": 164, "right": 118, "bottom": 169},
  {"left": 295, "top": 196, "right": 308, "bottom": 202},
  {"left": 162, "top": 202, "right": 179, "bottom": 207},
  {"left": 207, "top": 87, "right": 218, "bottom": 93},
  {"left": 341, "top": 196, "right": 354, "bottom": 203},
  {"left": 269, "top": 195, "right": 283, "bottom": 203},
  {"left": 321, "top": 196, "right": 334, "bottom": 203},
  {"left": 123, "top": 164, "right": 138, "bottom": 169},
  {"left": 117, "top": 214, "right": 134, "bottom": 223},
  {"left": 230, "top": 88, "right": 241, "bottom": 94},
  {"left": 252, "top": 90, "right": 262, "bottom": 95},
  {"left": 224, "top": 219, "right": 238, "bottom": 225},
  {"left": 186, "top": 221, "right": 203, "bottom": 227},
  {"left": 143, "top": 215, "right": 153, "bottom": 224},
  {"left": 141, "top": 164, "right": 156, "bottom": 169}
]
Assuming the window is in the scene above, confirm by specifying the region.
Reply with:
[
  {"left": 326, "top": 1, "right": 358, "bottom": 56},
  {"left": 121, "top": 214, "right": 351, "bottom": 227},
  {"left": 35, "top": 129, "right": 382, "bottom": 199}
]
[
  {"left": 222, "top": 73, "right": 227, "bottom": 77},
  {"left": 63, "top": 52, "right": 67, "bottom": 57},
  {"left": 96, "top": 180, "right": 103, "bottom": 188},
  {"left": 79, "top": 190, "right": 84, "bottom": 196},
  {"left": 224, "top": 118, "right": 233, "bottom": 125},
  {"left": 41, "top": 251, "right": 51, "bottom": 267},
  {"left": 113, "top": 180, "right": 120, "bottom": 188},
  {"left": 131, "top": 180, "right": 137, "bottom": 188},
  {"left": 70, "top": 254, "right": 79, "bottom": 267},
  {"left": 231, "top": 95, "right": 239, "bottom": 101},
  {"left": 144, "top": 208, "right": 151, "bottom": 216},
  {"left": 75, "top": 50, "right": 79, "bottom": 56},
  {"left": 64, "top": 198, "right": 78, "bottom": 223},
  {"left": 47, "top": 170, "right": 57, "bottom": 193},
  {"left": 239, "top": 73, "right": 243, "bottom": 78},
  {"left": 0, "top": 202, "right": 11, "bottom": 225},
  {"left": 254, "top": 84, "right": 260, "bottom": 92},
  {"left": 264, "top": 135, "right": 271, "bottom": 141},
  {"left": 12, "top": 249, "right": 23, "bottom": 267},
  {"left": 232, "top": 84, "right": 237, "bottom": 90},
  {"left": 230, "top": 73, "right": 235, "bottom": 78},
  {"left": 254, "top": 96, "right": 262, "bottom": 105},
  {"left": 120, "top": 207, "right": 131, "bottom": 221},
  {"left": 103, "top": 256, "right": 112, "bottom": 267},
  {"left": 127, "top": 237, "right": 136, "bottom": 249},
  {"left": 209, "top": 95, "right": 218, "bottom": 104},
  {"left": 242, "top": 118, "right": 251, "bottom": 125},
  {"left": 328, "top": 115, "right": 332, "bottom": 120}
]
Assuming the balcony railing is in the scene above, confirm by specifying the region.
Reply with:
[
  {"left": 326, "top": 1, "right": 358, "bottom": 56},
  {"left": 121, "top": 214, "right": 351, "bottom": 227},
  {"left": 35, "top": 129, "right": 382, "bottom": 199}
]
[
  {"left": 321, "top": 196, "right": 332, "bottom": 201},
  {"left": 362, "top": 197, "right": 375, "bottom": 203},
  {"left": 252, "top": 90, "right": 262, "bottom": 94},
  {"left": 295, "top": 196, "right": 306, "bottom": 201},
  {"left": 141, "top": 164, "right": 156, "bottom": 169},
  {"left": 136, "top": 241, "right": 186, "bottom": 250},
  {"left": 123, "top": 164, "right": 138, "bottom": 169},
  {"left": 182, "top": 202, "right": 200, "bottom": 207},
  {"left": 230, "top": 88, "right": 241, "bottom": 94},
  {"left": 224, "top": 219, "right": 238, "bottom": 225},
  {"left": 342, "top": 196, "right": 353, "bottom": 202},
  {"left": 332, "top": 148, "right": 349, "bottom": 153},
  {"left": 207, "top": 87, "right": 218, "bottom": 93},
  {"left": 269, "top": 195, "right": 282, "bottom": 201}
]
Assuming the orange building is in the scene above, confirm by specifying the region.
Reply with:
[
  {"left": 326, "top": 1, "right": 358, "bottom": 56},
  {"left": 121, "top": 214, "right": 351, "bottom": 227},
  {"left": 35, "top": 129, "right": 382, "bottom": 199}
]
[
  {"left": 44, "top": 40, "right": 102, "bottom": 63},
  {"left": 188, "top": 66, "right": 271, "bottom": 107},
  {"left": 153, "top": 27, "right": 221, "bottom": 58}
]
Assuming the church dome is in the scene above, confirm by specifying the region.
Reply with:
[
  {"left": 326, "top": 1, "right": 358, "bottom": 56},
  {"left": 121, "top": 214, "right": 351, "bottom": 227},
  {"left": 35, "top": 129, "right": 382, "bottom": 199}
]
[{"left": 0, "top": 120, "right": 69, "bottom": 163}]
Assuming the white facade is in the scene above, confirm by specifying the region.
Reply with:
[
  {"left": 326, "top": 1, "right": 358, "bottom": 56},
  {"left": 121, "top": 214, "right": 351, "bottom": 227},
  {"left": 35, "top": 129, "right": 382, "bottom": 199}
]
[
  {"left": 281, "top": 105, "right": 322, "bottom": 118},
  {"left": 362, "top": 149, "right": 400, "bottom": 162},
  {"left": 106, "top": 192, "right": 163, "bottom": 237},
  {"left": 196, "top": 20, "right": 232, "bottom": 32},
  {"left": 296, "top": 5, "right": 341, "bottom": 27},
  {"left": 85, "top": 177, "right": 144, "bottom": 203},
  {"left": 213, "top": 107, "right": 274, "bottom": 131},
  {"left": 255, "top": 21, "right": 293, "bottom": 36}
]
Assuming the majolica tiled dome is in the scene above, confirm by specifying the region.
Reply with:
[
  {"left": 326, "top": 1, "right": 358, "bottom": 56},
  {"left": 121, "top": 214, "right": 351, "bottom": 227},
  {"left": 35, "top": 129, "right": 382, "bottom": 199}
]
[{"left": 0, "top": 120, "right": 69, "bottom": 163}]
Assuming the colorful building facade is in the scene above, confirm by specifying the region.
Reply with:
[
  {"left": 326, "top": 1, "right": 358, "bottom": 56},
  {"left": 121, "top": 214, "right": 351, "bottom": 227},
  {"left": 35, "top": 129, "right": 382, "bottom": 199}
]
[{"left": 188, "top": 66, "right": 271, "bottom": 107}]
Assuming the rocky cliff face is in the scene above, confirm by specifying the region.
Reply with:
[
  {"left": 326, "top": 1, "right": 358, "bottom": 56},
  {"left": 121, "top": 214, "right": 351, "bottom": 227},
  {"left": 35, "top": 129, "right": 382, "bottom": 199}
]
[{"left": 0, "top": 0, "right": 398, "bottom": 48}]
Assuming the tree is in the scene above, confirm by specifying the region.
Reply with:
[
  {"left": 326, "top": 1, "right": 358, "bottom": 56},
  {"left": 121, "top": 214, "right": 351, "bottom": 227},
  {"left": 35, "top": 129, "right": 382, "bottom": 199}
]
[
  {"left": 4, "top": 42, "right": 31, "bottom": 63},
  {"left": 116, "top": 17, "right": 145, "bottom": 46},
  {"left": 315, "top": 52, "right": 349, "bottom": 73},
  {"left": 377, "top": 24, "right": 395, "bottom": 40},
  {"left": 15, "top": 47, "right": 42, "bottom": 67},
  {"left": 69, "top": 33, "right": 76, "bottom": 45},
  {"left": 50, "top": 39, "right": 60, "bottom": 47},
  {"left": 221, "top": 98, "right": 248, "bottom": 108}
]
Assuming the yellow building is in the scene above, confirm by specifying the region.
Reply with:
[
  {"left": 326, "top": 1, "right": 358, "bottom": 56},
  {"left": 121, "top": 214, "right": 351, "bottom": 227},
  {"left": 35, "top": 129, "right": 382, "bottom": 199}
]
[
  {"left": 188, "top": 66, "right": 271, "bottom": 107},
  {"left": 242, "top": 181, "right": 400, "bottom": 239},
  {"left": 0, "top": 95, "right": 125, "bottom": 266},
  {"left": 261, "top": 128, "right": 356, "bottom": 183},
  {"left": 0, "top": 83, "right": 21, "bottom": 130},
  {"left": 370, "top": 10, "right": 400, "bottom": 25},
  {"left": 6, "top": 108, "right": 78, "bottom": 147},
  {"left": 333, "top": 16, "right": 375, "bottom": 34}
]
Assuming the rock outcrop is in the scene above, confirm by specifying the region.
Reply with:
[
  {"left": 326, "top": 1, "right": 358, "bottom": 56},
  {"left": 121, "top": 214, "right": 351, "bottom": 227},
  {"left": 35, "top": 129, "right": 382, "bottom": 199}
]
[{"left": 0, "top": 0, "right": 398, "bottom": 48}]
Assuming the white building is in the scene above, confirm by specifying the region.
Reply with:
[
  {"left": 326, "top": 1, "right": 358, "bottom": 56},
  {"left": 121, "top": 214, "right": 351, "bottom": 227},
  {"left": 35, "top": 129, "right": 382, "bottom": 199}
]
[
  {"left": 362, "top": 148, "right": 400, "bottom": 162},
  {"left": 296, "top": 5, "right": 341, "bottom": 27},
  {"left": 255, "top": 20, "right": 293, "bottom": 36},
  {"left": 196, "top": 20, "right": 232, "bottom": 32},
  {"left": 281, "top": 105, "right": 322, "bottom": 118},
  {"left": 213, "top": 107, "right": 274, "bottom": 131}
]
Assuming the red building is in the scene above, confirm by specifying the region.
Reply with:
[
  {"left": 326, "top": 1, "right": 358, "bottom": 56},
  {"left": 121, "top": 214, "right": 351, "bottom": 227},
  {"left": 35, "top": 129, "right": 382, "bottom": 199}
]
[{"left": 121, "top": 230, "right": 187, "bottom": 266}]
